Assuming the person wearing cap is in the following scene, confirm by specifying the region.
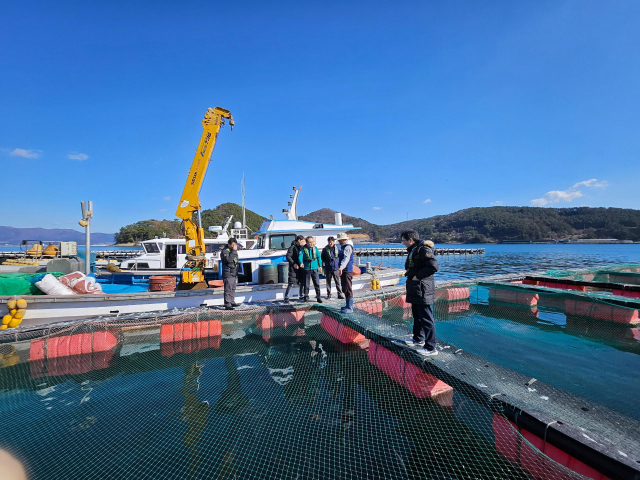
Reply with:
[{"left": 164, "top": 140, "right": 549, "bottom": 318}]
[
  {"left": 401, "top": 229, "right": 439, "bottom": 356},
  {"left": 337, "top": 232, "right": 354, "bottom": 313},
  {"left": 298, "top": 236, "right": 323, "bottom": 303},
  {"left": 321, "top": 236, "right": 344, "bottom": 300},
  {"left": 220, "top": 238, "right": 240, "bottom": 310}
]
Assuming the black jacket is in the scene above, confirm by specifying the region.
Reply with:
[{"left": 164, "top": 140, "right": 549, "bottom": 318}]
[
  {"left": 286, "top": 242, "right": 302, "bottom": 280},
  {"left": 404, "top": 240, "right": 438, "bottom": 305},
  {"left": 220, "top": 246, "right": 239, "bottom": 278}
]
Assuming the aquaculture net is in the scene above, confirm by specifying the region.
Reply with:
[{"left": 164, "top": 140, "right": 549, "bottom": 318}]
[{"left": 0, "top": 280, "right": 638, "bottom": 480}]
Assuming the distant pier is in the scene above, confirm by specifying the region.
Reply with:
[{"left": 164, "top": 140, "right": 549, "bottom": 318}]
[{"left": 354, "top": 247, "right": 485, "bottom": 256}]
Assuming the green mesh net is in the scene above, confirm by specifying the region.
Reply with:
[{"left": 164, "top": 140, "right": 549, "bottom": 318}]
[{"left": 0, "top": 271, "right": 639, "bottom": 479}]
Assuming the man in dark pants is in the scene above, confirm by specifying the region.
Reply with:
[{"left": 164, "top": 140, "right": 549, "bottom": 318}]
[
  {"left": 401, "top": 229, "right": 439, "bottom": 356},
  {"left": 321, "top": 236, "right": 344, "bottom": 300},
  {"left": 220, "top": 238, "right": 240, "bottom": 310},
  {"left": 337, "top": 233, "right": 354, "bottom": 313},
  {"left": 284, "top": 235, "right": 306, "bottom": 303},
  {"left": 298, "top": 236, "right": 323, "bottom": 303}
]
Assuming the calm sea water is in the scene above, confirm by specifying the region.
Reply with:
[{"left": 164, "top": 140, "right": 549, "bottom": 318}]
[{"left": 361, "top": 243, "right": 640, "bottom": 281}]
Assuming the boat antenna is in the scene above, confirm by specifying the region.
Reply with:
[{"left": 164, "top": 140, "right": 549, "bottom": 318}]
[{"left": 241, "top": 172, "right": 246, "bottom": 228}]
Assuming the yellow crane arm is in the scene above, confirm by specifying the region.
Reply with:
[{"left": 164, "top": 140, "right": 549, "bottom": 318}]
[{"left": 176, "top": 107, "right": 234, "bottom": 286}]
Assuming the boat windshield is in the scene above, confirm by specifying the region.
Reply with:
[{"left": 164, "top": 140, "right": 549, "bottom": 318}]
[
  {"left": 143, "top": 242, "right": 160, "bottom": 253},
  {"left": 269, "top": 234, "right": 297, "bottom": 250}
]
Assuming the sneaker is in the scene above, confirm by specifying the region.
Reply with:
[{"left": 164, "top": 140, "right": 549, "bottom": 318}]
[
  {"left": 342, "top": 308, "right": 353, "bottom": 314},
  {"left": 326, "top": 294, "right": 332, "bottom": 300},
  {"left": 405, "top": 339, "right": 424, "bottom": 348},
  {"left": 231, "top": 303, "right": 241, "bottom": 307},
  {"left": 420, "top": 348, "right": 438, "bottom": 357},
  {"left": 338, "top": 294, "right": 345, "bottom": 300},
  {"left": 283, "top": 298, "right": 290, "bottom": 304},
  {"left": 316, "top": 297, "right": 323, "bottom": 303},
  {"left": 224, "top": 306, "right": 235, "bottom": 311}
]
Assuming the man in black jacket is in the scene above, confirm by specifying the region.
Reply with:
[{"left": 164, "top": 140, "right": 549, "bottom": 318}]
[
  {"left": 321, "top": 236, "right": 344, "bottom": 300},
  {"left": 284, "top": 235, "right": 306, "bottom": 303},
  {"left": 401, "top": 229, "right": 439, "bottom": 355},
  {"left": 220, "top": 238, "right": 240, "bottom": 310}
]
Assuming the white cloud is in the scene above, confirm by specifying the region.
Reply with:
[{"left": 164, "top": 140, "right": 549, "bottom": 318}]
[
  {"left": 572, "top": 179, "right": 608, "bottom": 188},
  {"left": 423, "top": 199, "right": 432, "bottom": 204},
  {"left": 68, "top": 152, "right": 89, "bottom": 161},
  {"left": 490, "top": 201, "right": 504, "bottom": 206},
  {"left": 10, "top": 148, "right": 40, "bottom": 158},
  {"left": 531, "top": 179, "right": 607, "bottom": 207},
  {"left": 372, "top": 206, "right": 382, "bottom": 210},
  {"left": 159, "top": 209, "right": 167, "bottom": 212},
  {"left": 163, "top": 196, "right": 171, "bottom": 201},
  {"left": 531, "top": 190, "right": 583, "bottom": 207}
]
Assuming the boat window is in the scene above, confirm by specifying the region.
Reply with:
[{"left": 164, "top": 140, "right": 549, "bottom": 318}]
[
  {"left": 143, "top": 242, "right": 160, "bottom": 253},
  {"left": 269, "top": 234, "right": 297, "bottom": 250},
  {"left": 205, "top": 244, "right": 225, "bottom": 253},
  {"left": 178, "top": 245, "right": 186, "bottom": 254},
  {"left": 256, "top": 236, "right": 265, "bottom": 249}
]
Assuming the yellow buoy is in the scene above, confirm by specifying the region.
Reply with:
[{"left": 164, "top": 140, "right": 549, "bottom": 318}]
[
  {"left": 2, "top": 315, "right": 11, "bottom": 325},
  {"left": 0, "top": 325, "right": 7, "bottom": 330},
  {"left": 7, "top": 300, "right": 17, "bottom": 310},
  {"left": 43, "top": 243, "right": 59, "bottom": 257},
  {"left": 13, "top": 309, "right": 25, "bottom": 319},
  {"left": 16, "top": 299, "right": 27, "bottom": 309},
  {"left": 9, "top": 309, "right": 17, "bottom": 316},
  {"left": 8, "top": 318, "right": 21, "bottom": 328}
]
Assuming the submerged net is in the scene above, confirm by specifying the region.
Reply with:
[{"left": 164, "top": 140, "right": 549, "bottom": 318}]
[{"left": 0, "top": 270, "right": 639, "bottom": 479}]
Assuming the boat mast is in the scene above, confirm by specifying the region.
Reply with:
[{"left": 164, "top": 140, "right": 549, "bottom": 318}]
[{"left": 241, "top": 172, "right": 246, "bottom": 228}]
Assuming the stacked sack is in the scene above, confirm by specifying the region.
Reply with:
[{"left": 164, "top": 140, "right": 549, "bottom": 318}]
[
  {"left": 35, "top": 272, "right": 103, "bottom": 296},
  {"left": 2, "top": 297, "right": 28, "bottom": 329}
]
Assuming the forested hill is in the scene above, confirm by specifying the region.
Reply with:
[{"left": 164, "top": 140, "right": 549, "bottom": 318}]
[
  {"left": 300, "top": 207, "right": 640, "bottom": 243},
  {"left": 114, "top": 205, "right": 640, "bottom": 244},
  {"left": 114, "top": 203, "right": 267, "bottom": 244}
]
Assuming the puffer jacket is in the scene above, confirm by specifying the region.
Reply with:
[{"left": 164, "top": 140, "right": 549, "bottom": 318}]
[
  {"left": 220, "top": 246, "right": 239, "bottom": 278},
  {"left": 404, "top": 240, "right": 438, "bottom": 305},
  {"left": 286, "top": 242, "right": 302, "bottom": 280}
]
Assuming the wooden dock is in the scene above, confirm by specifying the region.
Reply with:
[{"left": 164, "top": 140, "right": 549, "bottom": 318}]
[{"left": 354, "top": 247, "right": 485, "bottom": 256}]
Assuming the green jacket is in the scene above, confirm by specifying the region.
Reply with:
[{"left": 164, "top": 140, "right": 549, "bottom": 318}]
[{"left": 299, "top": 245, "right": 322, "bottom": 271}]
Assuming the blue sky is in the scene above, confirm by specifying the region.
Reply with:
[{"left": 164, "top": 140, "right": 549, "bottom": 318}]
[{"left": 1, "top": 0, "right": 639, "bottom": 233}]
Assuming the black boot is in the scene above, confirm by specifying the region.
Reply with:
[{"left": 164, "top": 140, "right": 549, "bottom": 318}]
[
  {"left": 316, "top": 297, "right": 323, "bottom": 303},
  {"left": 338, "top": 293, "right": 345, "bottom": 300},
  {"left": 327, "top": 293, "right": 332, "bottom": 300}
]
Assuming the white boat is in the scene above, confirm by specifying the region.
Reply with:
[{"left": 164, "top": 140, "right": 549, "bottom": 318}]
[{"left": 117, "top": 215, "right": 254, "bottom": 271}]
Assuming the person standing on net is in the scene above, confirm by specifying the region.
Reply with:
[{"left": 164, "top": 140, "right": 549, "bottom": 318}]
[
  {"left": 401, "top": 229, "right": 439, "bottom": 355},
  {"left": 321, "top": 236, "right": 344, "bottom": 300},
  {"left": 284, "top": 235, "right": 306, "bottom": 303},
  {"left": 298, "top": 236, "right": 323, "bottom": 303},
  {"left": 337, "top": 233, "right": 354, "bottom": 313},
  {"left": 220, "top": 238, "right": 240, "bottom": 310}
]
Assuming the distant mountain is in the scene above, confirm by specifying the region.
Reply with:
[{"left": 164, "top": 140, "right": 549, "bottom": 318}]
[
  {"left": 299, "top": 206, "right": 640, "bottom": 243},
  {"left": 113, "top": 203, "right": 267, "bottom": 244},
  {"left": 0, "top": 226, "right": 115, "bottom": 245}
]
